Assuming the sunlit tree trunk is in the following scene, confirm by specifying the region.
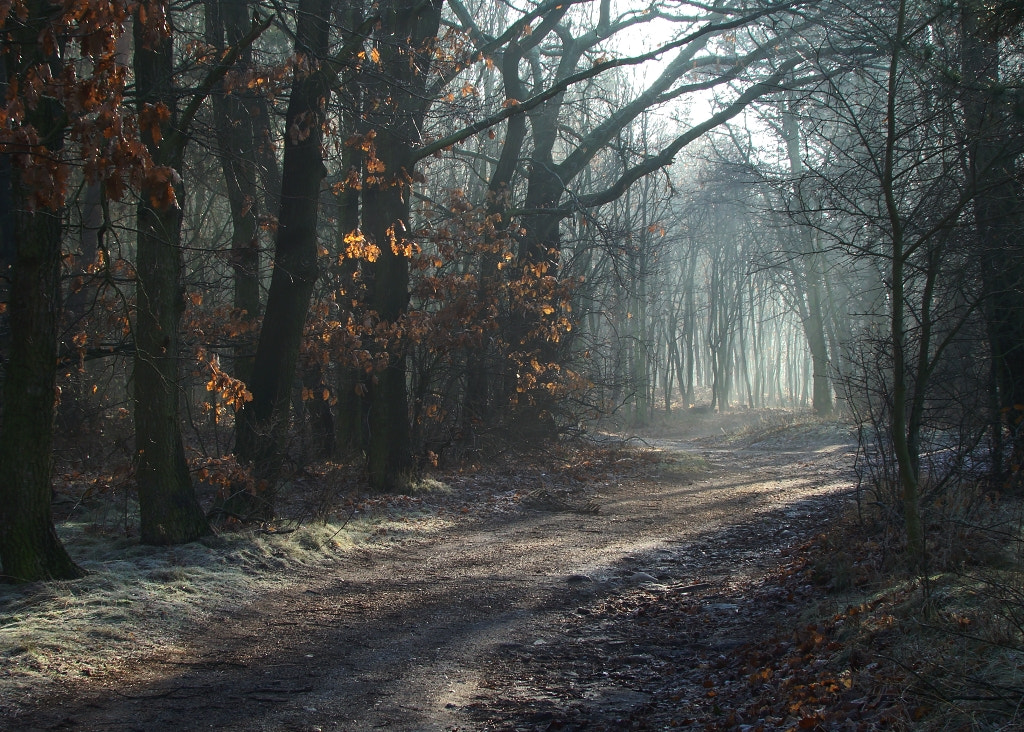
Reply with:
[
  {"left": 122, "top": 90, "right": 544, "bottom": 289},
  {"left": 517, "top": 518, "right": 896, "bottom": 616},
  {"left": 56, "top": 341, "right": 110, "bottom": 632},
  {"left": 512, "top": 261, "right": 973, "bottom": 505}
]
[
  {"left": 683, "top": 251, "right": 698, "bottom": 406},
  {"left": 781, "top": 97, "right": 833, "bottom": 416}
]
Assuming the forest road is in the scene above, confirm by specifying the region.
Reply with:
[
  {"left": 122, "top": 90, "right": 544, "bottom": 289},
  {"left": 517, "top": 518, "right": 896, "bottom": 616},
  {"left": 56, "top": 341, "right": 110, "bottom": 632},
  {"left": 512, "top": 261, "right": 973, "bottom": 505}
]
[{"left": 10, "top": 423, "right": 855, "bottom": 731}]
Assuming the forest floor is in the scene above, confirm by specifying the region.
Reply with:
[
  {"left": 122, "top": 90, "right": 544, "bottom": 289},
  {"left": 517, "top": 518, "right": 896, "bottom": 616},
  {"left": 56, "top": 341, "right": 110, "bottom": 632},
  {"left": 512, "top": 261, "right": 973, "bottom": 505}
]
[{"left": 2, "top": 409, "right": 1022, "bottom": 731}]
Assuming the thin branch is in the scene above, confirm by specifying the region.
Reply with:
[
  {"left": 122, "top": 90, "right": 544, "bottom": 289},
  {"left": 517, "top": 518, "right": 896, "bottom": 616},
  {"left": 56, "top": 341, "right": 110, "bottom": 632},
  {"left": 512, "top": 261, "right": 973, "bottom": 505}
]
[{"left": 167, "top": 12, "right": 274, "bottom": 154}]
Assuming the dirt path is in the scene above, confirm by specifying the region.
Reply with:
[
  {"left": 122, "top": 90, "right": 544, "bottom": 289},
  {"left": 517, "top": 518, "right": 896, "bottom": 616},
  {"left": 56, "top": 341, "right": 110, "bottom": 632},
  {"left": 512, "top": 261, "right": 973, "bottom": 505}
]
[{"left": 8, "top": 421, "right": 856, "bottom": 731}]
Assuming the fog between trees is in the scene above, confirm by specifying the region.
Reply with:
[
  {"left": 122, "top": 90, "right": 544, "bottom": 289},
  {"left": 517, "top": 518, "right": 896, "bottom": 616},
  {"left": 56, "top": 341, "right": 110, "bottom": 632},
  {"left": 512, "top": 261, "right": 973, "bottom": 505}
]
[{"left": 1, "top": 0, "right": 1022, "bottom": 580}]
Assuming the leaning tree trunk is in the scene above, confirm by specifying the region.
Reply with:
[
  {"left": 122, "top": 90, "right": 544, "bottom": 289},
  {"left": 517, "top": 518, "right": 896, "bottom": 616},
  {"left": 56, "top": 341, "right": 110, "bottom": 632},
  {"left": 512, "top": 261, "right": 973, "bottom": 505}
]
[{"left": 133, "top": 12, "right": 209, "bottom": 544}]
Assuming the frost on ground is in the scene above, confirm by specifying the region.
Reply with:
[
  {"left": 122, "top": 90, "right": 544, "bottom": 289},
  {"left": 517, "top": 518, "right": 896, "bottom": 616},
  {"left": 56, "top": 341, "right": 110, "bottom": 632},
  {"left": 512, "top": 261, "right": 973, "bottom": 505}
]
[
  {"left": 0, "top": 491, "right": 454, "bottom": 710},
  {"left": 0, "top": 435, "right": 657, "bottom": 720},
  {"left": 18, "top": 410, "right": 1001, "bottom": 731}
]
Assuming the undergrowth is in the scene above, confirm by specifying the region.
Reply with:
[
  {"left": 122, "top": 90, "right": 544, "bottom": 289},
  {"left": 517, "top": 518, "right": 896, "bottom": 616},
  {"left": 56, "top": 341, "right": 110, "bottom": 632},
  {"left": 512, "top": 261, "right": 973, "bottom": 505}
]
[{"left": 795, "top": 492, "right": 1024, "bottom": 730}]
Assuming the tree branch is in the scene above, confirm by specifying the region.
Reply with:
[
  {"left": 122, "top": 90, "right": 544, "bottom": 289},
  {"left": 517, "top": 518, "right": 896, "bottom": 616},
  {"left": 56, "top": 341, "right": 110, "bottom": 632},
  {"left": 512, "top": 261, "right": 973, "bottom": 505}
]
[
  {"left": 414, "top": 0, "right": 805, "bottom": 162},
  {"left": 572, "top": 58, "right": 800, "bottom": 211},
  {"left": 166, "top": 12, "right": 274, "bottom": 154}
]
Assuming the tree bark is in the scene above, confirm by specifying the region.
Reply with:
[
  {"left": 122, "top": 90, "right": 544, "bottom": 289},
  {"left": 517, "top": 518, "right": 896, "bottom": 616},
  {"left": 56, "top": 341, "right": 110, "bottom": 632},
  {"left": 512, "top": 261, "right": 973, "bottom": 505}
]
[
  {"left": 464, "top": 45, "right": 530, "bottom": 429},
  {"left": 961, "top": 2, "right": 1024, "bottom": 485},
  {"left": 780, "top": 97, "right": 833, "bottom": 416},
  {"left": 133, "top": 12, "right": 210, "bottom": 544},
  {"left": 0, "top": 135, "right": 83, "bottom": 581},
  {"left": 332, "top": 0, "right": 367, "bottom": 457},
  {"left": 206, "top": 0, "right": 263, "bottom": 382},
  {"left": 883, "top": 0, "right": 923, "bottom": 563},
  {"left": 0, "top": 0, "right": 83, "bottom": 580},
  {"left": 234, "top": 0, "right": 331, "bottom": 500},
  {"left": 362, "top": 0, "right": 443, "bottom": 490}
]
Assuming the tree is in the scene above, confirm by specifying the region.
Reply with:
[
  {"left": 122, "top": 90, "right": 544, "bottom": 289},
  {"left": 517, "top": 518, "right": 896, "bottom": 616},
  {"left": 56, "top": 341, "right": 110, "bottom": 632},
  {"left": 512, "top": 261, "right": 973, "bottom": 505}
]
[
  {"left": 0, "top": 0, "right": 148, "bottom": 578},
  {"left": 0, "top": 0, "right": 85, "bottom": 580},
  {"left": 205, "top": 0, "right": 270, "bottom": 383},
  {"left": 131, "top": 4, "right": 212, "bottom": 544},
  {"left": 751, "top": 0, "right": 983, "bottom": 560},
  {"left": 234, "top": 0, "right": 342, "bottom": 500},
  {"left": 777, "top": 94, "right": 835, "bottom": 416},
  {"left": 439, "top": 0, "right": 809, "bottom": 432},
  {"left": 133, "top": 1, "right": 269, "bottom": 542},
  {"left": 961, "top": 0, "right": 1024, "bottom": 485},
  {"left": 358, "top": 0, "right": 445, "bottom": 489}
]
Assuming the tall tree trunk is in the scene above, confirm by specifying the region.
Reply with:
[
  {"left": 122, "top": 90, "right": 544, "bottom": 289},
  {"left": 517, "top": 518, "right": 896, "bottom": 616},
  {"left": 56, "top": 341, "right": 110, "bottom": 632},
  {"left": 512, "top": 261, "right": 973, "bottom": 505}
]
[
  {"left": 133, "top": 12, "right": 210, "bottom": 544},
  {"left": 781, "top": 97, "right": 833, "bottom": 416},
  {"left": 234, "top": 0, "right": 331, "bottom": 501},
  {"left": 464, "top": 47, "right": 529, "bottom": 430},
  {"left": 683, "top": 252, "right": 697, "bottom": 406},
  {"left": 803, "top": 275, "right": 834, "bottom": 415},
  {"left": 362, "top": 0, "right": 443, "bottom": 489},
  {"left": 962, "top": 2, "right": 1024, "bottom": 485},
  {"left": 332, "top": 0, "right": 366, "bottom": 457},
  {"left": 884, "top": 0, "right": 923, "bottom": 562},
  {"left": 333, "top": 172, "right": 366, "bottom": 456},
  {"left": 0, "top": 52, "right": 83, "bottom": 577},
  {"left": 363, "top": 177, "right": 414, "bottom": 488},
  {"left": 0, "top": 202, "right": 84, "bottom": 580},
  {"left": 509, "top": 165, "right": 564, "bottom": 434},
  {"left": 206, "top": 0, "right": 262, "bottom": 382}
]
